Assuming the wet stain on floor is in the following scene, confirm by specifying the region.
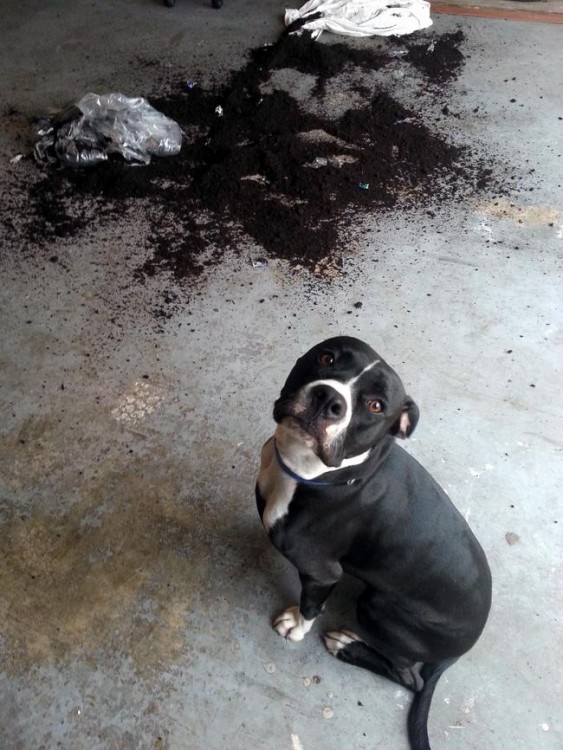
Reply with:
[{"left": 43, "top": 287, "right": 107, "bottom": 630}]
[{"left": 0, "top": 462, "right": 217, "bottom": 677}]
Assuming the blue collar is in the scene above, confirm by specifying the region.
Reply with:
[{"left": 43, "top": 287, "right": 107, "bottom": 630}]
[{"left": 274, "top": 441, "right": 358, "bottom": 488}]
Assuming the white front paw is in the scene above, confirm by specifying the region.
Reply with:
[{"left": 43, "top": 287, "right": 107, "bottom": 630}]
[{"left": 273, "top": 605, "right": 315, "bottom": 642}]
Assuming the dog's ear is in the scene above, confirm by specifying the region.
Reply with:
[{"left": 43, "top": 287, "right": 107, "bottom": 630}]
[{"left": 391, "top": 397, "right": 419, "bottom": 439}]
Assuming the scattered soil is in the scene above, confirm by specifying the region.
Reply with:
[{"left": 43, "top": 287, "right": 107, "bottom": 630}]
[
  {"left": 1, "top": 29, "right": 507, "bottom": 287},
  {"left": 406, "top": 30, "right": 466, "bottom": 84}
]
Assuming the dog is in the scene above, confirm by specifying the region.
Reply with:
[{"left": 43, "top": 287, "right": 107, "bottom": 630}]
[{"left": 256, "top": 336, "right": 491, "bottom": 750}]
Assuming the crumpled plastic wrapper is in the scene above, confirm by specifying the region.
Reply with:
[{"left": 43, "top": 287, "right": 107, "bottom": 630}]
[
  {"left": 285, "top": 0, "right": 432, "bottom": 40},
  {"left": 34, "top": 92, "right": 182, "bottom": 167}
]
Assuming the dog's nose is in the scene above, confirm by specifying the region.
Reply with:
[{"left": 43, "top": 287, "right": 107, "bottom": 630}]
[{"left": 311, "top": 385, "right": 346, "bottom": 420}]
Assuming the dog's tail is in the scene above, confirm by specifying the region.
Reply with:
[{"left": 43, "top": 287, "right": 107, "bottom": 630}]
[{"left": 407, "top": 658, "right": 457, "bottom": 750}]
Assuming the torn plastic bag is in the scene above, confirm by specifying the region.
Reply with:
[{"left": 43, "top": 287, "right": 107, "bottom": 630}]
[
  {"left": 34, "top": 93, "right": 182, "bottom": 167},
  {"left": 285, "top": 0, "right": 432, "bottom": 40}
]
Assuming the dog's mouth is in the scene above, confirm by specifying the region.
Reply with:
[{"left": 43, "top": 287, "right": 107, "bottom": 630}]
[
  {"left": 277, "top": 415, "right": 344, "bottom": 468},
  {"left": 278, "top": 415, "right": 317, "bottom": 447},
  {"left": 274, "top": 388, "right": 351, "bottom": 467}
]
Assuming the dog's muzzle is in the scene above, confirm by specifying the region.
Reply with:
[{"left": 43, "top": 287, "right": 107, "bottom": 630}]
[
  {"left": 275, "top": 380, "right": 352, "bottom": 467},
  {"left": 309, "top": 383, "right": 347, "bottom": 422}
]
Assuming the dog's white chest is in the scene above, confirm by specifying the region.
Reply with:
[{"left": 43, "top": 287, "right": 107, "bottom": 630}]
[{"left": 258, "top": 437, "right": 297, "bottom": 532}]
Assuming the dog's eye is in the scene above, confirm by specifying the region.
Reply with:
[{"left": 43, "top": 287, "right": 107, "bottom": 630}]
[
  {"left": 318, "top": 351, "right": 335, "bottom": 367},
  {"left": 367, "top": 400, "right": 383, "bottom": 414}
]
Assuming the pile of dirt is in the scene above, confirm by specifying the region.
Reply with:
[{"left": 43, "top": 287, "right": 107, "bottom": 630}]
[
  {"left": 2, "top": 29, "right": 505, "bottom": 284},
  {"left": 406, "top": 30, "right": 466, "bottom": 84}
]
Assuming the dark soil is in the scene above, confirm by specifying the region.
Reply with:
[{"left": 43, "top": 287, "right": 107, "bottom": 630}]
[
  {"left": 406, "top": 30, "right": 466, "bottom": 84},
  {"left": 2, "top": 29, "right": 506, "bottom": 285}
]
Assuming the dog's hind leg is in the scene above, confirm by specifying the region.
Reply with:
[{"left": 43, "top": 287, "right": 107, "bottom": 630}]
[
  {"left": 324, "top": 630, "right": 424, "bottom": 692},
  {"left": 324, "top": 629, "right": 457, "bottom": 750}
]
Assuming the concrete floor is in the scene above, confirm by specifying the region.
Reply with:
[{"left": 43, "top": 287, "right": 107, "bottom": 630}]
[{"left": 1, "top": 2, "right": 562, "bottom": 749}]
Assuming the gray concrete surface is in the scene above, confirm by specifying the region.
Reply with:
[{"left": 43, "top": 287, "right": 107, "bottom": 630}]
[{"left": 1, "top": 2, "right": 562, "bottom": 749}]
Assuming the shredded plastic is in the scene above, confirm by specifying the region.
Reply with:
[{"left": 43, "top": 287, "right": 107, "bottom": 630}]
[{"left": 34, "top": 93, "right": 182, "bottom": 167}]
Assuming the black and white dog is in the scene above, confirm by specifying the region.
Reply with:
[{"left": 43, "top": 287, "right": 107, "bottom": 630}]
[{"left": 256, "top": 336, "right": 491, "bottom": 750}]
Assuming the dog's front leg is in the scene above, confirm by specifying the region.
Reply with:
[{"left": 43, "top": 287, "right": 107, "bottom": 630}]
[{"left": 273, "top": 571, "right": 339, "bottom": 642}]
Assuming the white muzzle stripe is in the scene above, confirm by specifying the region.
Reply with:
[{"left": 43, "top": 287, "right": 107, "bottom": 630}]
[{"left": 303, "top": 359, "right": 380, "bottom": 439}]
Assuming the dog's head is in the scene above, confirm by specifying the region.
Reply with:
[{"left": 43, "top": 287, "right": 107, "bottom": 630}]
[{"left": 273, "top": 336, "right": 419, "bottom": 468}]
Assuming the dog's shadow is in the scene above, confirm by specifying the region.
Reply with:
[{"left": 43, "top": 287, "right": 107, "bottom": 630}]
[{"left": 179, "top": 508, "right": 364, "bottom": 636}]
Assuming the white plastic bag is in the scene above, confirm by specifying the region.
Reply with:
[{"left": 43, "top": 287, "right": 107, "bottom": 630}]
[{"left": 285, "top": 0, "right": 432, "bottom": 40}]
